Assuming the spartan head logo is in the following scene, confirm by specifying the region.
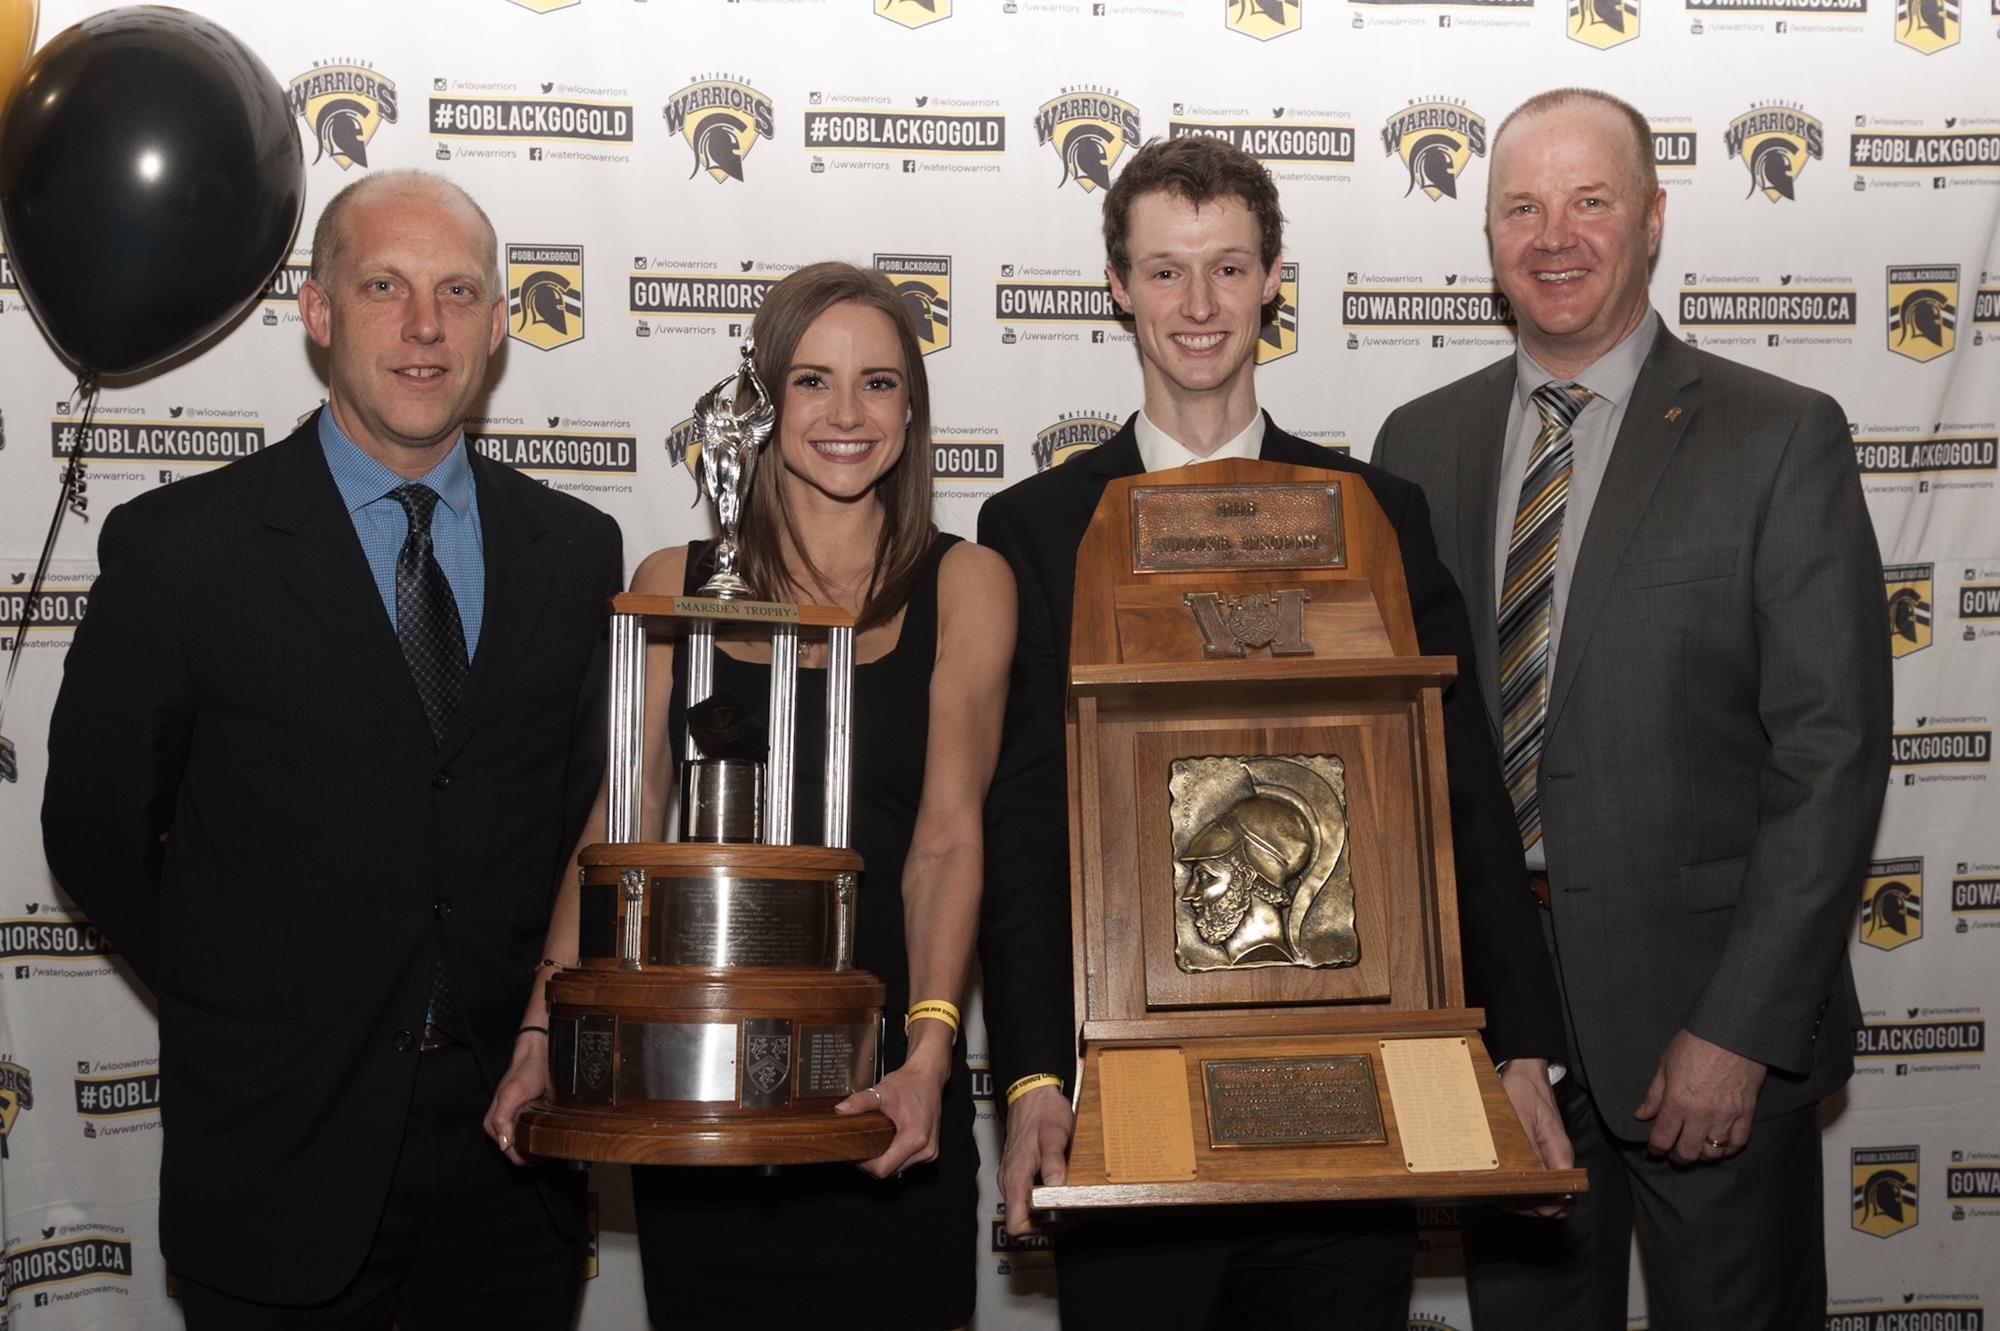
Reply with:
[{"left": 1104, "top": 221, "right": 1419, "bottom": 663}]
[
  {"left": 1885, "top": 565, "right": 1934, "bottom": 657},
  {"left": 1256, "top": 263, "right": 1299, "bottom": 364},
  {"left": 289, "top": 65, "right": 399, "bottom": 172},
  {"left": 1382, "top": 101, "right": 1487, "bottom": 203},
  {"left": 1725, "top": 106, "right": 1823, "bottom": 204},
  {"left": 666, "top": 79, "right": 776, "bottom": 185},
  {"left": 506, "top": 245, "right": 585, "bottom": 352},
  {"left": 1861, "top": 869, "right": 1923, "bottom": 951},
  {"left": 0, "top": 1062, "right": 32, "bottom": 1159},
  {"left": 878, "top": 0, "right": 952, "bottom": 28},
  {"left": 1888, "top": 266, "right": 1959, "bottom": 363},
  {"left": 1036, "top": 90, "right": 1141, "bottom": 194},
  {"left": 1226, "top": 0, "right": 1302, "bottom": 42},
  {"left": 875, "top": 253, "right": 952, "bottom": 355},
  {"left": 1896, "top": 0, "right": 1960, "bottom": 53},
  {"left": 1569, "top": 0, "right": 1640, "bottom": 49},
  {"left": 1853, "top": 1149, "right": 1921, "bottom": 1238}
]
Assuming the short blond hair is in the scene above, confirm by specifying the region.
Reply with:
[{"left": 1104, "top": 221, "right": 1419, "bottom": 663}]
[{"left": 1491, "top": 88, "right": 1659, "bottom": 202}]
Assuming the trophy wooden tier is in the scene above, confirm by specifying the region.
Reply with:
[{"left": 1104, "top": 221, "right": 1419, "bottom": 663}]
[
  {"left": 1032, "top": 460, "right": 1586, "bottom": 1210},
  {"left": 518, "top": 595, "right": 896, "bottom": 1167}
]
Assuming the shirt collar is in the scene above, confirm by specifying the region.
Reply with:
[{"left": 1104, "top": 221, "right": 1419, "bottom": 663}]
[
  {"left": 1133, "top": 408, "right": 1267, "bottom": 472},
  {"left": 318, "top": 408, "right": 475, "bottom": 517},
  {"left": 1513, "top": 307, "right": 1658, "bottom": 414}
]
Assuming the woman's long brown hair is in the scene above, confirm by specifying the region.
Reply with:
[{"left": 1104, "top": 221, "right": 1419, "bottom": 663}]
[{"left": 732, "top": 261, "right": 936, "bottom": 632}]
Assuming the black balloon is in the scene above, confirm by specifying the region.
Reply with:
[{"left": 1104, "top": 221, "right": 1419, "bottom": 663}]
[{"left": 0, "top": 6, "right": 302, "bottom": 375}]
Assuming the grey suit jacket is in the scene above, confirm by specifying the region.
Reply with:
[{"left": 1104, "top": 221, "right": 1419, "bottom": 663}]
[{"left": 1372, "top": 325, "right": 1890, "bottom": 1136}]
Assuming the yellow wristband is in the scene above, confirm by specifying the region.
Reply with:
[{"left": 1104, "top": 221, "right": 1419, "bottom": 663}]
[
  {"left": 1005, "top": 1073, "right": 1063, "bottom": 1105},
  {"left": 904, "top": 999, "right": 961, "bottom": 1038}
]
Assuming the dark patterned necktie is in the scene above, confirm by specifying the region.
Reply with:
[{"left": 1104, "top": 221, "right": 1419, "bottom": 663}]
[
  {"left": 390, "top": 484, "right": 469, "bottom": 744},
  {"left": 1497, "top": 381, "right": 1593, "bottom": 851}
]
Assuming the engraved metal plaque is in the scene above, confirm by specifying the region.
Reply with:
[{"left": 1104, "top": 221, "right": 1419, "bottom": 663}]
[
  {"left": 1201, "top": 1055, "right": 1385, "bottom": 1147},
  {"left": 798, "top": 1022, "right": 880, "bottom": 1098},
  {"left": 617, "top": 1021, "right": 738, "bottom": 1103},
  {"left": 576, "top": 1014, "right": 617, "bottom": 1106},
  {"left": 577, "top": 882, "right": 617, "bottom": 960},
  {"left": 648, "top": 876, "right": 838, "bottom": 968},
  {"left": 1170, "top": 754, "right": 1357, "bottom": 972},
  {"left": 1131, "top": 482, "right": 1346, "bottom": 573},
  {"left": 740, "top": 1018, "right": 794, "bottom": 1110}
]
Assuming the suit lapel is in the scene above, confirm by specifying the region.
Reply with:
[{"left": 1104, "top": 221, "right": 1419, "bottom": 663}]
[
  {"left": 263, "top": 422, "right": 436, "bottom": 749},
  {"left": 1545, "top": 327, "right": 1702, "bottom": 738},
  {"left": 1458, "top": 362, "right": 1516, "bottom": 737},
  {"left": 438, "top": 457, "right": 551, "bottom": 762}
]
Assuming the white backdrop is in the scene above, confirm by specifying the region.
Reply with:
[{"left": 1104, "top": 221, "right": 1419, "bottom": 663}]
[{"left": 1, "top": 1, "right": 1996, "bottom": 1328}]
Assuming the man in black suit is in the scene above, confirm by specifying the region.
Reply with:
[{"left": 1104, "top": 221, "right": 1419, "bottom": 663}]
[
  {"left": 1373, "top": 89, "right": 1887, "bottom": 1330},
  {"left": 977, "top": 135, "right": 1570, "bottom": 1328},
  {"left": 42, "top": 171, "right": 621, "bottom": 1329}
]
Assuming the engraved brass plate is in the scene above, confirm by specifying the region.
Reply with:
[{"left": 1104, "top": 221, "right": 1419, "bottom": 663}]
[
  {"left": 798, "top": 1022, "right": 880, "bottom": 1098},
  {"left": 1131, "top": 483, "right": 1346, "bottom": 573},
  {"left": 1201, "top": 1055, "right": 1385, "bottom": 1147},
  {"left": 1170, "top": 754, "right": 1357, "bottom": 972},
  {"left": 670, "top": 595, "right": 801, "bottom": 624}
]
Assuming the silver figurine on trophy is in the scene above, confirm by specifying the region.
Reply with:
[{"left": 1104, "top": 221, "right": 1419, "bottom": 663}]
[{"left": 693, "top": 338, "right": 777, "bottom": 600}]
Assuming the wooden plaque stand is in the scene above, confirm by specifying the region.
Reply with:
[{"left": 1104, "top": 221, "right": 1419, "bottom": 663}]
[{"left": 1032, "top": 460, "right": 1585, "bottom": 1209}]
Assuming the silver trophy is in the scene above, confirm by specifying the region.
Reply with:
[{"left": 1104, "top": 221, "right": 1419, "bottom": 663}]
[{"left": 693, "top": 338, "right": 777, "bottom": 600}]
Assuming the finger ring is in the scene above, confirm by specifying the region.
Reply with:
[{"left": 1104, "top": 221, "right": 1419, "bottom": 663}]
[
  {"left": 868, "top": 1086, "right": 883, "bottom": 1106},
  {"left": 1703, "top": 1135, "right": 1725, "bottom": 1150},
  {"left": 498, "top": 1134, "right": 509, "bottom": 1150}
]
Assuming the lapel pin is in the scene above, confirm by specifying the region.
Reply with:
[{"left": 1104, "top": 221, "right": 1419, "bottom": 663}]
[{"left": 1665, "top": 406, "right": 1683, "bottom": 422}]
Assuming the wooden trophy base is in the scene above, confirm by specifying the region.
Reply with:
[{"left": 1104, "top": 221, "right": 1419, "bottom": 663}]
[
  {"left": 517, "top": 1101, "right": 896, "bottom": 1166},
  {"left": 1033, "top": 1023, "right": 1586, "bottom": 1211}
]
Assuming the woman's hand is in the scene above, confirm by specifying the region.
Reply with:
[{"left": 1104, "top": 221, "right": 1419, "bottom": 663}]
[
  {"left": 483, "top": 1029, "right": 552, "bottom": 1166},
  {"left": 836, "top": 1028, "right": 953, "bottom": 1179}
]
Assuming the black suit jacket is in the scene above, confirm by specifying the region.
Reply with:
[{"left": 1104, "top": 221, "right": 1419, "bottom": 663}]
[
  {"left": 41, "top": 416, "right": 621, "bottom": 1302},
  {"left": 976, "top": 413, "right": 1565, "bottom": 1105}
]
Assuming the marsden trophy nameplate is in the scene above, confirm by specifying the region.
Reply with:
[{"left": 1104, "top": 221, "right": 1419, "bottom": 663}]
[
  {"left": 1033, "top": 458, "right": 1587, "bottom": 1211},
  {"left": 518, "top": 346, "right": 893, "bottom": 1168}
]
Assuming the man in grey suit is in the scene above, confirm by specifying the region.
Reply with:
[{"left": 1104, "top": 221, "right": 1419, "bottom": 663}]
[{"left": 1372, "top": 88, "right": 1890, "bottom": 1329}]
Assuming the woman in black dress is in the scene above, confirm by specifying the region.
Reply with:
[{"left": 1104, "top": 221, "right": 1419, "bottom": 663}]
[{"left": 485, "top": 262, "right": 1014, "bottom": 1330}]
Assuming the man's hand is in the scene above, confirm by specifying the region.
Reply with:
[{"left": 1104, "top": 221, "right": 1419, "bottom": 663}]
[
  {"left": 1498, "top": 1058, "right": 1574, "bottom": 1217},
  {"left": 1634, "top": 1028, "right": 1767, "bottom": 1165},
  {"left": 999, "top": 1084, "right": 1073, "bottom": 1237},
  {"left": 483, "top": 1030, "right": 551, "bottom": 1166}
]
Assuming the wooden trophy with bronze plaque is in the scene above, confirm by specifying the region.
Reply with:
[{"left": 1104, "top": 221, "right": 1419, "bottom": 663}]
[
  {"left": 1032, "top": 459, "right": 1586, "bottom": 1209},
  {"left": 518, "top": 343, "right": 894, "bottom": 1166}
]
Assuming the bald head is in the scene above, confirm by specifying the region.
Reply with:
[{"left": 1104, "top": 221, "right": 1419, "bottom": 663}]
[
  {"left": 1491, "top": 88, "right": 1657, "bottom": 208},
  {"left": 310, "top": 171, "right": 500, "bottom": 294}
]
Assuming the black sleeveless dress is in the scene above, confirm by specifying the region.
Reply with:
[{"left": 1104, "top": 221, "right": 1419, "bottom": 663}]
[{"left": 631, "top": 534, "right": 978, "bottom": 1331}]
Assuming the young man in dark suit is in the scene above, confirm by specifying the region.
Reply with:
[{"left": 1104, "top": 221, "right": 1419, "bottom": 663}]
[
  {"left": 1372, "top": 89, "right": 1889, "bottom": 1329},
  {"left": 976, "top": 134, "right": 1571, "bottom": 1329},
  {"left": 42, "top": 172, "right": 621, "bottom": 1329}
]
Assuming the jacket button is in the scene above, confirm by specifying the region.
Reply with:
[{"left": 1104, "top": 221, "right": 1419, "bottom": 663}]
[
  {"left": 394, "top": 1029, "right": 415, "bottom": 1052},
  {"left": 433, "top": 899, "right": 452, "bottom": 920},
  {"left": 432, "top": 772, "right": 451, "bottom": 790}
]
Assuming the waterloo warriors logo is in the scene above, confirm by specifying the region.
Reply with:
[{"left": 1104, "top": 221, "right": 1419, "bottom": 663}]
[
  {"left": 878, "top": 0, "right": 952, "bottom": 26},
  {"left": 875, "top": 253, "right": 951, "bottom": 356},
  {"left": 1036, "top": 88, "right": 1142, "bottom": 194},
  {"left": 1257, "top": 263, "right": 1299, "bottom": 364},
  {"left": 1382, "top": 100, "right": 1488, "bottom": 202},
  {"left": 669, "top": 415, "right": 703, "bottom": 483},
  {"left": 1888, "top": 265, "right": 1958, "bottom": 363},
  {"left": 507, "top": 245, "right": 585, "bottom": 352},
  {"left": 0, "top": 1060, "right": 30, "bottom": 1158},
  {"left": 1724, "top": 104, "right": 1823, "bottom": 203},
  {"left": 1854, "top": 1146, "right": 1921, "bottom": 1239},
  {"left": 1862, "top": 858, "right": 1924, "bottom": 950},
  {"left": 1885, "top": 563, "right": 1934, "bottom": 657},
  {"left": 1569, "top": 0, "right": 1639, "bottom": 47},
  {"left": 666, "top": 77, "right": 776, "bottom": 184},
  {"left": 1033, "top": 412, "right": 1122, "bottom": 471},
  {"left": 1896, "top": 0, "right": 1959, "bottom": 52},
  {"left": 289, "top": 61, "right": 400, "bottom": 171},
  {"left": 1227, "top": 0, "right": 1303, "bottom": 40}
]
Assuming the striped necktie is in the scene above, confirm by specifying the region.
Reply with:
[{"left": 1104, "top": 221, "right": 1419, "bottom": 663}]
[{"left": 1497, "top": 381, "right": 1593, "bottom": 851}]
